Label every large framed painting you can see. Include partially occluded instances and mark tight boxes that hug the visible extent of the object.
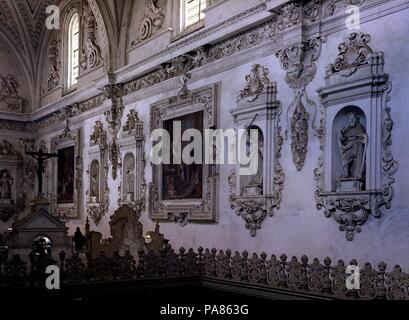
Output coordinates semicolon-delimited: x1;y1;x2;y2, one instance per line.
51;128;83;220
149;83;219;225
162;111;203;201
57;146;75;204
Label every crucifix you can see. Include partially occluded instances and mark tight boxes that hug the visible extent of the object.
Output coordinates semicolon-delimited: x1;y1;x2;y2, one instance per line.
26;149;57;195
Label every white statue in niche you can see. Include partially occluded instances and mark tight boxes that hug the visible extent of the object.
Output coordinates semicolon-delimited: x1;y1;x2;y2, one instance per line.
337;112;368;186
0;170;13;200
90;161;99;202
124;154;135;202
242;127;264;196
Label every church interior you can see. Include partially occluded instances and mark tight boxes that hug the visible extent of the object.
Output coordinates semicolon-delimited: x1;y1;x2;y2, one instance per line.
0;0;409;308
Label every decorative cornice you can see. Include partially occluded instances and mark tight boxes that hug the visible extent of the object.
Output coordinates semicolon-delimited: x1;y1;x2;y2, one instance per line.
0;0;386;134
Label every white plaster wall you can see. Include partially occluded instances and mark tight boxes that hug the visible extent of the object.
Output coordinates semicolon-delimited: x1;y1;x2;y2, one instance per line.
120;9;409;269
23;5;409;269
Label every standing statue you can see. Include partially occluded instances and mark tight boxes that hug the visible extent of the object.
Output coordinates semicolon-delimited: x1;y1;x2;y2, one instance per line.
337;112;368;179
90;161;99;199
242;128;264;196
0;170;13;199
126;167;135;196
248;132;264;187
5;74;18;96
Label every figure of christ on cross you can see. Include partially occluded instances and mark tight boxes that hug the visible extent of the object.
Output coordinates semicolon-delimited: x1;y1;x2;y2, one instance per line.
25;149;57;195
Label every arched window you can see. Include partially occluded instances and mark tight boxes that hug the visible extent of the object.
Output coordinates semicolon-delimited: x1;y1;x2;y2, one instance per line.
67;13;79;88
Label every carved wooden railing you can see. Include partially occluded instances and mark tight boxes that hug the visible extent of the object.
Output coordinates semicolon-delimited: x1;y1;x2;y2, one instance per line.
0;248;408;300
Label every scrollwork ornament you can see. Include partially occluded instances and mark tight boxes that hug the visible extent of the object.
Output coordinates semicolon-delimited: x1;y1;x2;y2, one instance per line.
81;1;102;71
133;0;167;44
326;32;373;77
315;36;397;240
239;64;273;102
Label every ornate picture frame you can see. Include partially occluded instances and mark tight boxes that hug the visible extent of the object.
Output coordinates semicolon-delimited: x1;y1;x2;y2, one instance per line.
149;83;219;225
51;128;83;220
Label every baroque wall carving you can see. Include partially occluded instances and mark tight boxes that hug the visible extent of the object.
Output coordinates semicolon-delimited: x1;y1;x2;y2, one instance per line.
315;32;398;240
229;65;284;237
276;39;322;171
132;0;167;45
86;121;109;225
45;38;61;93
323;0;366;19
0;140;24;223
118;110;146;214
3;1;316;132
81;1;103;71
103;83;125;180
149;84;219;225
0;74;24;113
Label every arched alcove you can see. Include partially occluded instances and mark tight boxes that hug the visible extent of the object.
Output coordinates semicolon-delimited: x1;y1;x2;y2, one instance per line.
123;153;135;201
240;125;264;196
331;106;367;192
90;159;100;201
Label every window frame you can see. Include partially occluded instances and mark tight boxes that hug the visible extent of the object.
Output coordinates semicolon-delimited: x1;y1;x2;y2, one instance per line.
182;0;207;30
176;0;209;37
63;9;81;94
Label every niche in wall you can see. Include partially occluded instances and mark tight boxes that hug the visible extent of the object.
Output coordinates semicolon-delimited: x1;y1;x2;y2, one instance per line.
86;121;109;225
331;106;367;192
118;109;146;215
229;64;284;237
315;32;398;241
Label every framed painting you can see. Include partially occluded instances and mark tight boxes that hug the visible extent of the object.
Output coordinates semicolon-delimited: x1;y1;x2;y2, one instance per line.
149;83;219;225
51;128;83;220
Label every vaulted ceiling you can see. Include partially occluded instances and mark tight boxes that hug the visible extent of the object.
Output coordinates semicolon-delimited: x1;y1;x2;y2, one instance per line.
0;0;132;109
0;0;57;59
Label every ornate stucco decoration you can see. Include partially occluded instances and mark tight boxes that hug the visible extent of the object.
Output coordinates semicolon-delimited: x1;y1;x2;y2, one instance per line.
108;136;120;180
162;47;207;98
275;39;322;171
315;33;397;241
0;74;24;113
81;1;102;71
274;2;302;30
102;83;125;180
303;0;321;24
326;32;373;78
0;140;21;160
323;0;366;18
103;102;124;132
0;140;24;223
90;121;105;146
118;110;146;214
133;0;167;45
46;38;61;93
229;66;284;237
5;2;310;132
149;83;219;225
50;128;83;220
239;64;273;102
87;121;109;225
